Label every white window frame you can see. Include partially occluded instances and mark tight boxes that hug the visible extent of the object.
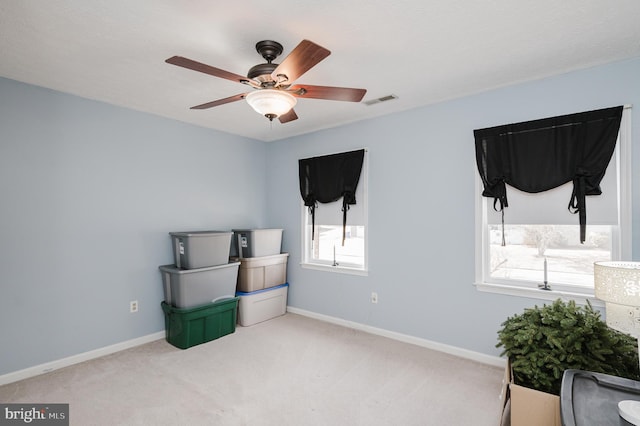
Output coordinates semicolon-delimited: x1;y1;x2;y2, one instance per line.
474;106;632;304
300;150;369;276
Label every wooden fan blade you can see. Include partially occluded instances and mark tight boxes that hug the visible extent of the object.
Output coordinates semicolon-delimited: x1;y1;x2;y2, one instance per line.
289;84;367;102
271;40;330;84
190;93;247;110
166;56;250;85
278;109;298;124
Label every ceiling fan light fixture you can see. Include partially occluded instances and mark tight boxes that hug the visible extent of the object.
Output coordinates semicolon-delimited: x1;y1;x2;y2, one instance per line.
245;89;297;121
167;39;366;125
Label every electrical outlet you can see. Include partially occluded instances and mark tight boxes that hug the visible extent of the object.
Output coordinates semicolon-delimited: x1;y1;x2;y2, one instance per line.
130;300;138;313
370;292;378;304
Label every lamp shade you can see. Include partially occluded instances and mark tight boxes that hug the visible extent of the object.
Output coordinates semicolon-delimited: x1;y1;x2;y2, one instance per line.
245;89;296;119
602;302;640;336
594;261;640;306
594;261;640;417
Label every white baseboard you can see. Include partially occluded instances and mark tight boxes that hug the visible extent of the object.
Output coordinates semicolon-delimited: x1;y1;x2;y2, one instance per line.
0;331;165;386
286;306;506;368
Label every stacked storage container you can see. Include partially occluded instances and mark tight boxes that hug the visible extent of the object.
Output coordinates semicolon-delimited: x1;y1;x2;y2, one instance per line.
160;231;240;349
231;229;289;326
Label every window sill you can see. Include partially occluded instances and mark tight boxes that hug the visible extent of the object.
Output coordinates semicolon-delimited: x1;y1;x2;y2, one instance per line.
300;262;369;276
474;281;604;308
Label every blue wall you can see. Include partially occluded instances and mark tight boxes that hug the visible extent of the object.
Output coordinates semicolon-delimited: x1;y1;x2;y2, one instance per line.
0;78;267;375
266;57;640;357
2;56;640;376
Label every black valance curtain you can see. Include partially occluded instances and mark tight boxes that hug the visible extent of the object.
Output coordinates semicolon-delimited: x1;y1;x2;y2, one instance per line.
474;106;623;243
299;149;365;245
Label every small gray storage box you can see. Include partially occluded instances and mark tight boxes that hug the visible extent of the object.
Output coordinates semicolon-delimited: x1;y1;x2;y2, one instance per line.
160;262;240;309
169;231;233;269
232;228;283;258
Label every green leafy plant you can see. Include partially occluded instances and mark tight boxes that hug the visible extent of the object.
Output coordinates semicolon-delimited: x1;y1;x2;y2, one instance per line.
496;299;640;395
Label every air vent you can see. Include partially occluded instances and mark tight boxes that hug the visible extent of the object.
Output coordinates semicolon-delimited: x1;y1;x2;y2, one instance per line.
364;94;398;106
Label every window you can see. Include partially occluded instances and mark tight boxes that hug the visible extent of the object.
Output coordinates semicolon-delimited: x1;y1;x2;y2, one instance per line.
300;150;368;274
475;107;631;301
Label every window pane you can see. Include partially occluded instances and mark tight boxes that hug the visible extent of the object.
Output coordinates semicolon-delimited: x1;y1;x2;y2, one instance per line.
489;224;612;287
308;225;365;268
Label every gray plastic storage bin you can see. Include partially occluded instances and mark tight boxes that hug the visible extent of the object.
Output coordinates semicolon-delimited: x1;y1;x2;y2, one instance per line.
169;231;233;269
159;262;240;309
232;229;283;258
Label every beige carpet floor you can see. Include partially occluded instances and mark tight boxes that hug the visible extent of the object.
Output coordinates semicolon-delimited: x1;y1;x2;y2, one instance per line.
0;313;505;425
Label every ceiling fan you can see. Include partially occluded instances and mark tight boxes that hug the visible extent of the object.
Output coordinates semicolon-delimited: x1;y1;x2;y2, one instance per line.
166;39;367;124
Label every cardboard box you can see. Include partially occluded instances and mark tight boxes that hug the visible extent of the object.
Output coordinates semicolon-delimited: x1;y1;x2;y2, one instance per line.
501;360;561;426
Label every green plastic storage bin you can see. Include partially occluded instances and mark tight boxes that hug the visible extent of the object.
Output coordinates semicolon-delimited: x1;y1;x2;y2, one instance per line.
161;297;239;349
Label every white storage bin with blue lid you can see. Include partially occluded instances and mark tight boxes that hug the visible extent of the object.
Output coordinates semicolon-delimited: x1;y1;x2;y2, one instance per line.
236;283;288;326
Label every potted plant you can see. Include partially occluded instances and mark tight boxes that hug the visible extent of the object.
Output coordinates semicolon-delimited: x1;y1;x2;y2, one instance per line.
497;298;640;396
497;299;640;425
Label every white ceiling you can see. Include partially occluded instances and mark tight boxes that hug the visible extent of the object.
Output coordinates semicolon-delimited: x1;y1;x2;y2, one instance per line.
2;1;640;142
